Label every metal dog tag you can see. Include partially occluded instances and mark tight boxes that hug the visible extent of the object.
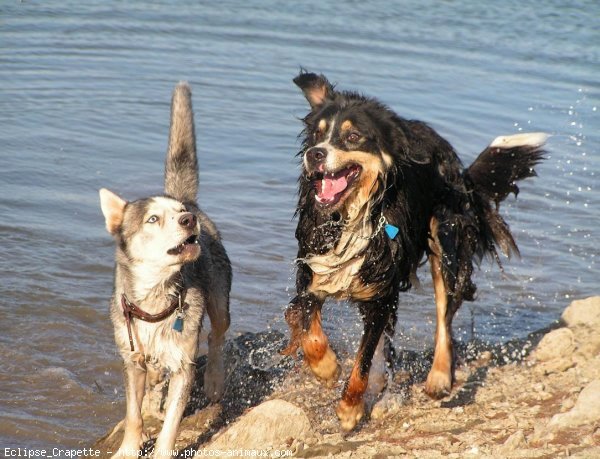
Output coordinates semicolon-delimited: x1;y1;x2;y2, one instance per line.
173;294;184;332
173;315;184;332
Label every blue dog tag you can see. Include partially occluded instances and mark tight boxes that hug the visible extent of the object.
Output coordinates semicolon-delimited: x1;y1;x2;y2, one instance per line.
385;224;399;239
173;316;184;332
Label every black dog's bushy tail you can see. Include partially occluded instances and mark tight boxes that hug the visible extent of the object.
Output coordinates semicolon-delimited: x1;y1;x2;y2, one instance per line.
465;132;547;261
164;82;198;203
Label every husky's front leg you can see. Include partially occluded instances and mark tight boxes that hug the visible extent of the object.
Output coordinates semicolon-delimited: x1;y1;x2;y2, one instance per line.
152;363;193;459
113;357;146;458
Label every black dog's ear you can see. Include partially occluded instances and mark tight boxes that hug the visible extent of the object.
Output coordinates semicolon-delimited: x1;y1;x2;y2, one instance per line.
293;71;334;109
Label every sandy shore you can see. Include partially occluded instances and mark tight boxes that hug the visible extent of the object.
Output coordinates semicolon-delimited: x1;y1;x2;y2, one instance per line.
91;296;600;458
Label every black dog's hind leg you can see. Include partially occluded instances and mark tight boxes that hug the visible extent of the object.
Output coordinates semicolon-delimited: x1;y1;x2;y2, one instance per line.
425;247;455;398
425;214;476;399
282;263;340;385
337;295;397;431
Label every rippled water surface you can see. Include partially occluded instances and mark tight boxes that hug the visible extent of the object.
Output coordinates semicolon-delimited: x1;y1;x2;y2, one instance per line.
1;0;598;448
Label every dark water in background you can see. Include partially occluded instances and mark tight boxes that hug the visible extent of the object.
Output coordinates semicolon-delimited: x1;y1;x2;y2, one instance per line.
0;0;598;448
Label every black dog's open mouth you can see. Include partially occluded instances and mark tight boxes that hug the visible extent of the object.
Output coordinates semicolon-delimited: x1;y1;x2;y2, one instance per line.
312;164;361;207
167;234;199;255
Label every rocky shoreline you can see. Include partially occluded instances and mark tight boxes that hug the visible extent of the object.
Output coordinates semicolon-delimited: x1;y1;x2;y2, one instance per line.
92;296;600;458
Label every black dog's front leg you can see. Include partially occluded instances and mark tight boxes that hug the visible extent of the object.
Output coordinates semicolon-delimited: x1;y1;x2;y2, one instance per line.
282;262;340;385
336;294;398;431
282;261;315;355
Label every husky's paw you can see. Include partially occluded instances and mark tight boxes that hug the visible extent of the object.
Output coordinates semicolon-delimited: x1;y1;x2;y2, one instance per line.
204;359;225;402
336;399;365;432
424;367;452;399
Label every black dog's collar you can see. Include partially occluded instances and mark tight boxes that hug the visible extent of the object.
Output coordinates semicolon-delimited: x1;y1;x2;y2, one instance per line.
316;212;399;241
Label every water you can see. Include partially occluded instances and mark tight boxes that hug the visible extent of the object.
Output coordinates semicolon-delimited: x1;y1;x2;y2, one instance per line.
1;0;598;448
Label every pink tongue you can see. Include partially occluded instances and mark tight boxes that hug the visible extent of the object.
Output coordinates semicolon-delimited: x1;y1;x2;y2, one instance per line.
320;175;348;200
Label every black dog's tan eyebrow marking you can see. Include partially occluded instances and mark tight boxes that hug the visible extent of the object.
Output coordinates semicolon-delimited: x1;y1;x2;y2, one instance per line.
340;120;355;133
314;118;338;146
318;119;327;132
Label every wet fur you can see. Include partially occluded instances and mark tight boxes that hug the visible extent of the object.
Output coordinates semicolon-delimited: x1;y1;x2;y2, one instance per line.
99;83;231;458
285;71;546;431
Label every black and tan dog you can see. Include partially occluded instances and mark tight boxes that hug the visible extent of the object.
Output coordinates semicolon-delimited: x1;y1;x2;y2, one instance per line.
99;83;231;457
283;71;546;431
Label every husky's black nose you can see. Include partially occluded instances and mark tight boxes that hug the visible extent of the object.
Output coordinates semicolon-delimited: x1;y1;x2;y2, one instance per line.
306;147;327;165
178;212;197;229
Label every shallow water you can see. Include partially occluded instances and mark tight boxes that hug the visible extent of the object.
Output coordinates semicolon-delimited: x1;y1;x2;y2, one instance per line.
0;0;598;448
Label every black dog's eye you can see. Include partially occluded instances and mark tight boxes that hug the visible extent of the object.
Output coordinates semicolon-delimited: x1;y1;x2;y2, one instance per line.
313;129;324;142
347;131;361;143
147;215;159;224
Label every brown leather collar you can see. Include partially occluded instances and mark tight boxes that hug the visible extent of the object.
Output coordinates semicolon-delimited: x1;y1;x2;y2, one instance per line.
121;293;189;352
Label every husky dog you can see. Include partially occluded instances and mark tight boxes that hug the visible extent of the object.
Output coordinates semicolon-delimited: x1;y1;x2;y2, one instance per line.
99;83;231;457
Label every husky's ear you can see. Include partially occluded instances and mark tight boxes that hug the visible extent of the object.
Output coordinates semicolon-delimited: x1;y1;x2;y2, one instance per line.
99;188;127;235
293;71;335;109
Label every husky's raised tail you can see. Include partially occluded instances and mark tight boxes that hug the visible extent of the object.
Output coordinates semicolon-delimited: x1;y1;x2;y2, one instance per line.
165;83;198;203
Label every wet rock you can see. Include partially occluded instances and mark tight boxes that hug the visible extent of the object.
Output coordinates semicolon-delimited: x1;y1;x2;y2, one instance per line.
546;379;600;431
188;330;294;420
532;328;575;362
205;399;313;451
530;327;577;375
562;296;600;327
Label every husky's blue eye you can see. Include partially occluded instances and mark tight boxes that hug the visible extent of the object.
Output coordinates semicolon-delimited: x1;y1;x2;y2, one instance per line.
147;215;159;224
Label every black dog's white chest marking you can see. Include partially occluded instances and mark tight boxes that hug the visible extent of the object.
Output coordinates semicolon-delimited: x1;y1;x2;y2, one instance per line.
303;222;378;299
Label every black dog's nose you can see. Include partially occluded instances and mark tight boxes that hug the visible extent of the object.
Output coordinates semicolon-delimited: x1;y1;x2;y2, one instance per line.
306;147;327;164
178;212;197;229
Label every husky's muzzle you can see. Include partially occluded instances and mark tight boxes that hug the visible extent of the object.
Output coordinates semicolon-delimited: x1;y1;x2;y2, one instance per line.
167;212;200;255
